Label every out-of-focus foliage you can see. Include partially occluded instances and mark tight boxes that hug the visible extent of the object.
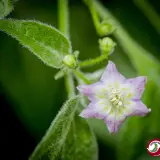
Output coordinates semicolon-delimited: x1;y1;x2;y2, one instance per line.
0;0;13;18
0;0;160;160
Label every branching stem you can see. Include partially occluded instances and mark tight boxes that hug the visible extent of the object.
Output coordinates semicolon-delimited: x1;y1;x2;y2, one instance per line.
58;0;75;97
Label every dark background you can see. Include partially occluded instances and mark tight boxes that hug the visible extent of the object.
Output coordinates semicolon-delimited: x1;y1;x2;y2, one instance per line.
0;0;160;159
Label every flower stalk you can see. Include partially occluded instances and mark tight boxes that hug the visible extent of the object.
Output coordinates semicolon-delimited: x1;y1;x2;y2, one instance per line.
58;0;75;97
73;70;91;84
80;0;116;68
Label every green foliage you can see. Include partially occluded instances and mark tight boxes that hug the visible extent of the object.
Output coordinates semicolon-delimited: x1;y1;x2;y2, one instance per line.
29;96;98;160
1;0;160;160
62;112;98;160
29;96;78;160
0;19;72;68
0;0;13;18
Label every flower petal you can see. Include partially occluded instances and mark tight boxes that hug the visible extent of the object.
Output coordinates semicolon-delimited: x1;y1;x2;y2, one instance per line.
80;101;111;119
104;111;126;133
80;103;98;118
127;76;147;99
77;84;92;96
77;82;105;102
126;100;151;117
101;61;125;82
105;120;123;133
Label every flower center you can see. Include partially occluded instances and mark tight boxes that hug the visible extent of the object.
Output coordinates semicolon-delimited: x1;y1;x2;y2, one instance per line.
109;88;123;109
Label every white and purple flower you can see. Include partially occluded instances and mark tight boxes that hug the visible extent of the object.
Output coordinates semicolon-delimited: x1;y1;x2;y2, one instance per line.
77;61;151;133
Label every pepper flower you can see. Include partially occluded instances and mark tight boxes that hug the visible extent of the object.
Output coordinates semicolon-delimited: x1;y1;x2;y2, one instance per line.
77;61;151;133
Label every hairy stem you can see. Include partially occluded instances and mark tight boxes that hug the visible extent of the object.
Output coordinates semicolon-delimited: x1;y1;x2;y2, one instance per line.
65;73;75;97
79;0;110;68
58;0;75;97
79;53;108;68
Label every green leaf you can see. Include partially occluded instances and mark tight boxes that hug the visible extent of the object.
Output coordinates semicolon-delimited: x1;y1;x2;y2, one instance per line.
0;0;13;18
29;96;98;160
29;96;78;160
0;19;72;68
62;111;98;160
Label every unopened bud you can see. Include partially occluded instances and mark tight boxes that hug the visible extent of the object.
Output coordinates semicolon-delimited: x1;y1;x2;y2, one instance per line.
98;20;115;36
63;54;77;68
99;37;116;54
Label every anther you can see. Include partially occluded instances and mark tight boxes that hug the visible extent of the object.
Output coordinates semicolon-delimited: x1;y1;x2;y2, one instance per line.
110;88;123;108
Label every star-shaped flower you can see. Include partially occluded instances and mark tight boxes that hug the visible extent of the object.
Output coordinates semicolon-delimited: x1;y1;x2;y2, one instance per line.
77;61;151;133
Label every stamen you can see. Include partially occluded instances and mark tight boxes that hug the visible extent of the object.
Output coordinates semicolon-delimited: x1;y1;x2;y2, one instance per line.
118;101;122;106
110;88;123;109
110;97;117;102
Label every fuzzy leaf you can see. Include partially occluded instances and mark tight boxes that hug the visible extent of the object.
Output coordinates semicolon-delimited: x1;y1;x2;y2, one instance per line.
29;96;79;160
29;97;98;160
0;19;72;68
0;0;13;18
62;111;98;160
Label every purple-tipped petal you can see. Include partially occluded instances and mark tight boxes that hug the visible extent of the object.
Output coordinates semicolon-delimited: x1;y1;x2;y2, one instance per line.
80;102;110;119
127;76;147;98
80;108;105;119
80;103;97;118
127;100;151;117
104;115;125;133
77;84;92;96
105;120;121;133
101;61;125;82
77;82;104;102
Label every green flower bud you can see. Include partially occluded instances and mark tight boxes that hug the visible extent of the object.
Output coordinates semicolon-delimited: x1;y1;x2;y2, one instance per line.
98;20;115;36
63;54;77;68
99;37;116;54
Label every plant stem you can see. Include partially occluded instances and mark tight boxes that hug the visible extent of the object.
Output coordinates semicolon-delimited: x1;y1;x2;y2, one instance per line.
79;0;110;68
54;69;65;80
134;0;160;34
65;73;75;97
79;53;108;68
73;70;91;84
58;0;75;97
83;0;100;32
58;0;70;38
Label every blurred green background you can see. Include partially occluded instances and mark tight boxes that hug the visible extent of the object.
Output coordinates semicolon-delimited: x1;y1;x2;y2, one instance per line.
0;0;160;159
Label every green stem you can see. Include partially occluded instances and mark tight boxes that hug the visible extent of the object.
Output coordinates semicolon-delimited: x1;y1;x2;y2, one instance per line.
80;0;112;68
79;53;108;68
54;70;64;80
58;0;75;97
65;74;75;97
73;70;91;84
58;0;69;38
134;0;160;34
83;0;100;32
